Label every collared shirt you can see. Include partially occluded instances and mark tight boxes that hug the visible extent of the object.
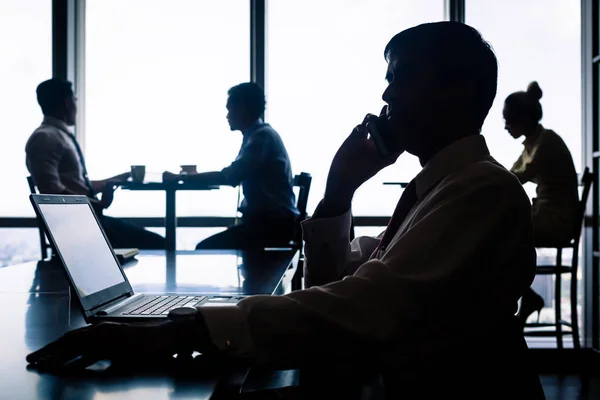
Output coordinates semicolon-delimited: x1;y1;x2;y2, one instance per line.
510;124;579;223
221;120;299;220
199;134;536;369
25;116;94;197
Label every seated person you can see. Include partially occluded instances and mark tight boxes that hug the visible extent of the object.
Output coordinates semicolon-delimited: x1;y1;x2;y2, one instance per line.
26;78;165;250
27;23;544;399
504;81;580;326
165;82;300;250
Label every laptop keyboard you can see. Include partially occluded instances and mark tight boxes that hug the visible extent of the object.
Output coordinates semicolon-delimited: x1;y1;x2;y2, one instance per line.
122;295;207;316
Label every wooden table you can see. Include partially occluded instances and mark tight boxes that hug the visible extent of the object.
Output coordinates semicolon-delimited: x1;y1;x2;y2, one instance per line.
0;249;298;400
117;177;221;251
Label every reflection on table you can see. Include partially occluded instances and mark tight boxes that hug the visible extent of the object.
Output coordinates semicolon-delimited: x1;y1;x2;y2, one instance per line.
0;249;298;400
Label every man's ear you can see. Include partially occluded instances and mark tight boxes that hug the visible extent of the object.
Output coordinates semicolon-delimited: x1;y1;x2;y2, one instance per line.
442;79;476;111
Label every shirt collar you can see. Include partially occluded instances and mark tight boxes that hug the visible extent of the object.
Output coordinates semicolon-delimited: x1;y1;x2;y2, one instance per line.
414;134;491;199
242;119;265;137
42;116;73;135
522;124;544;151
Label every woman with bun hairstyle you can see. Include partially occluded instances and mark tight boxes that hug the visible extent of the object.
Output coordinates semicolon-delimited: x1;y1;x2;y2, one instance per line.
503;81;579;326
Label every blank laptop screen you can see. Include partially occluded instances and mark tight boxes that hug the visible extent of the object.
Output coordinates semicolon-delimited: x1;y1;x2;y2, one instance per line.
38;203;126;297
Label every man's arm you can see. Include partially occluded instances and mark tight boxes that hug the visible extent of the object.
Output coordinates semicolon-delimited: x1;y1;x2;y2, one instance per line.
220;132;270;186
91;172;131;192
180;171;231;186
298;116;400;288
169;133;271;187
301;203;381;287
199;176;536;366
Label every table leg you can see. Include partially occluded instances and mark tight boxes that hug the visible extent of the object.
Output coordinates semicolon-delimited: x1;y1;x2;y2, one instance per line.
166;188;176;251
166;250;176;288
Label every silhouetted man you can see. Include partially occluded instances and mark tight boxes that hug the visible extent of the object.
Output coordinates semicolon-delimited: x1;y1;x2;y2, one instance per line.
165;82;299;250
26;78;165;250
27;24;545;399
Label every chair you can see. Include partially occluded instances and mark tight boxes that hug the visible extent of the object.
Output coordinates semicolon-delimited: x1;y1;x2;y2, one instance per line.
294;172;312;225
291;172;312;291
523;167;593;349
26;176;52;259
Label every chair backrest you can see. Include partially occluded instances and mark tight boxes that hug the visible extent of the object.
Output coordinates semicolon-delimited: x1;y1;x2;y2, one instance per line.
573;167;593;242
26;176;51;259
26;175;38;194
294;172;312;222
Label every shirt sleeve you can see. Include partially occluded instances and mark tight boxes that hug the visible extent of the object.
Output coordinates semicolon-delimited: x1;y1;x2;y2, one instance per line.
300;202;381;287
25;132;68;194
221;131;270;185
198;175;535;365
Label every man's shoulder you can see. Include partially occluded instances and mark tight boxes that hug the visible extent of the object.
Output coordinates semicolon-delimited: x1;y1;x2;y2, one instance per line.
440;159;528;202
252;124;279;139
28;124;64;142
248;124;287;149
26;125;65;150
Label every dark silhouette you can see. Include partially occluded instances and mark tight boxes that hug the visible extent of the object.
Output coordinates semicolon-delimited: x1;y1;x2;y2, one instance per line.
26;78;165;250
164;82;300;250
27;23;544;399
504;81;579;326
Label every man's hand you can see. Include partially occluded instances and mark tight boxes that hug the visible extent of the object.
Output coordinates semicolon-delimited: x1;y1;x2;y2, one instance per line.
92;173;130;192
321;108;403;216
26;322;177;372
162;171;183;182
106;172;131;184
99;184;115;209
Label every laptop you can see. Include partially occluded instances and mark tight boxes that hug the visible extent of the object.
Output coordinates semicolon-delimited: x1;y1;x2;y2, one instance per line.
29;193;242;323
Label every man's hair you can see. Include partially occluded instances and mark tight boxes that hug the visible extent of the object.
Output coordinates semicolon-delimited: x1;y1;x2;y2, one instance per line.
384;22;498;129
227;82;266;119
36;78;74;116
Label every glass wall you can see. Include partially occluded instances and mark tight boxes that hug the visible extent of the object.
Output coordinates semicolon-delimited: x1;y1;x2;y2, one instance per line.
0;0;52;217
467;0;582;346
266;0;445;216
467;0;582;194
85;0;250;218
0;0;52;265
0;1;586;260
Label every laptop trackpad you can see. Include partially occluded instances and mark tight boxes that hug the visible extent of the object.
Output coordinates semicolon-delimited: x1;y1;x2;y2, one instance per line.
201;296;241;307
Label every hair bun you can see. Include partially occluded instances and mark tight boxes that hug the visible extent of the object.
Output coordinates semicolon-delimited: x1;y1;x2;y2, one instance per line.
526;81;543;100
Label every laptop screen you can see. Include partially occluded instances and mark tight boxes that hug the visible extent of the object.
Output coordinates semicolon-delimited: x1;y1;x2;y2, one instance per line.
38;203;127;298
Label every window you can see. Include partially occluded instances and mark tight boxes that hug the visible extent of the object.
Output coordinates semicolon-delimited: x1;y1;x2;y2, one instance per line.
468;0;582;347
0;229;41;267
85;0;250;217
0;0;52;217
266;0;445;216
467;0;582;198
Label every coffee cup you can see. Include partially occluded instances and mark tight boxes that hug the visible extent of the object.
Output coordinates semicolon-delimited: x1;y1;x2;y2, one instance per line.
180;164;197;174
131;165;146;183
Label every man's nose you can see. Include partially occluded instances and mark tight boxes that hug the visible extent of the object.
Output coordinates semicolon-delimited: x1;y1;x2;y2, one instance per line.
382;85;394;103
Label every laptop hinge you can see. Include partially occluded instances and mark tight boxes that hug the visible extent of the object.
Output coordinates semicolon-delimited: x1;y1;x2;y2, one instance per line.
94;293;143;315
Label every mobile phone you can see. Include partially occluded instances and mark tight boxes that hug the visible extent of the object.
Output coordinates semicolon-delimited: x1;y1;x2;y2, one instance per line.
367;115;398;158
